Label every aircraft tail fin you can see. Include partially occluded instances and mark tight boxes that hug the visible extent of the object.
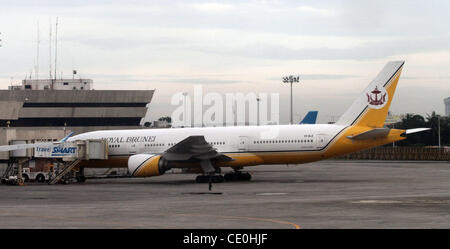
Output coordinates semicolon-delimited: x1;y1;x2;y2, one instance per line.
336;61;404;128
299;111;318;124
58;132;74;143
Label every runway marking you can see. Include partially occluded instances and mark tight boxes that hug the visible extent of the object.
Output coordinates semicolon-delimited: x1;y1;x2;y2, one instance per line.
351;200;402;204
351;199;450;204
256;192;288;196
183;192;223;195
174;213;301;229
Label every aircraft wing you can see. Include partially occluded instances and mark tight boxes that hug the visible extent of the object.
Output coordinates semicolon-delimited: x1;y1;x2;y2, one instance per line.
405;128;430;134
163;135;233;162
299;111;318;124
346;128;390;140
347;127;431;140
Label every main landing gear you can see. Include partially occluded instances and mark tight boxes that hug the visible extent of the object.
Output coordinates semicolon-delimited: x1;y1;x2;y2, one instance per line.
196;162;252;191
224;171;252;181
195;170;252;183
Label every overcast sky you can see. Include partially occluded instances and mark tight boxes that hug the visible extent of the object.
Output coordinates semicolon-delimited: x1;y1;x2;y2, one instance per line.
0;0;449;123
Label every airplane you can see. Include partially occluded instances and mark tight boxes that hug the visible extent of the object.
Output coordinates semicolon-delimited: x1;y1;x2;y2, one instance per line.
0;61;430;184
66;60;428;183
299;111;318;124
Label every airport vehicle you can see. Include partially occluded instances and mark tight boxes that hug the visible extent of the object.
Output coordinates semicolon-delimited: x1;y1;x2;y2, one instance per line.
0;176;23;185
21;168;50;183
1;166;52;184
0;61;430;183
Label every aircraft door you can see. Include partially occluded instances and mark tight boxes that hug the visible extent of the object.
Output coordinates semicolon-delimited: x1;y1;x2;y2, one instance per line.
316;134;328;149
128;143;137;154
238;136;250;151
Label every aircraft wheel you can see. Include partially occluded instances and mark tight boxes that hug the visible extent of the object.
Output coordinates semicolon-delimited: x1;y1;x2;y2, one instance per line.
211;175;224;183
36;174;45;183
195;175;208;183
224;172;251;181
76;176;86;183
22;174;29;182
224;172;235;181
238;172;251;181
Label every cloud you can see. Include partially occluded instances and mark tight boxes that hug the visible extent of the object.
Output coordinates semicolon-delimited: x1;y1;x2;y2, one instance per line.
196;35;450;60
160;78;242;84
190;3;234;13
296;6;336;17
267;74;356;81
83;73;243;85
65;36;183;50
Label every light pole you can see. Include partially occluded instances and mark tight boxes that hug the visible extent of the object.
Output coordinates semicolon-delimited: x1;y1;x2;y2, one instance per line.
182;92;188;127
283;75;300;124
438;115;441;147
256;98;260;126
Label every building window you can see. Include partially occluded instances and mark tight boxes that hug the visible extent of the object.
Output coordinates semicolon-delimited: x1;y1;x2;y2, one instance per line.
63;82;69;85
25;85;32;89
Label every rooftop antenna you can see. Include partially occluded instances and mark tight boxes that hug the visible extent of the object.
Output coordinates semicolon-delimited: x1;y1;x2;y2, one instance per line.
49;17;52;80
35;21;40;80
54;17;58;81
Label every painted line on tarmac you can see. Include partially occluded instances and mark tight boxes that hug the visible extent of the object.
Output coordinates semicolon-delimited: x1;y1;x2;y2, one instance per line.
174;213;301;229
256;192;288;196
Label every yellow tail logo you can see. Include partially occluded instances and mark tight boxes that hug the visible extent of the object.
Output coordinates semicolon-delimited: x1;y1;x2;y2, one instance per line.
336;61;404;128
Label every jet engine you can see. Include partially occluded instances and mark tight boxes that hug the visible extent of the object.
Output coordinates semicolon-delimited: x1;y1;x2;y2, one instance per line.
128;154;171;177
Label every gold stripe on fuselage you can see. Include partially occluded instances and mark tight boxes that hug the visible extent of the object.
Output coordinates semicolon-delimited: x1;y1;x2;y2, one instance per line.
77;128;405;169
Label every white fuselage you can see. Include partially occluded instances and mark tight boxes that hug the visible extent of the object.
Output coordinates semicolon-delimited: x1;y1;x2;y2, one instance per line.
69;124;346;156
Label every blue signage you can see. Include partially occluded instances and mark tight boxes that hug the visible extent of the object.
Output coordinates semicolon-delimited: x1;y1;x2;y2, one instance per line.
51;146;77;156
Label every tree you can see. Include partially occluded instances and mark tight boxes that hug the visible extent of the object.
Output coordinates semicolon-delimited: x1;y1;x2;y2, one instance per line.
393;112;449;147
426;112;450;147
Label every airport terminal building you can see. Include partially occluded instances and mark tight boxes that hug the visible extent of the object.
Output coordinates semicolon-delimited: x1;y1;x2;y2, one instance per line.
1;79;154;133
0;78;154;162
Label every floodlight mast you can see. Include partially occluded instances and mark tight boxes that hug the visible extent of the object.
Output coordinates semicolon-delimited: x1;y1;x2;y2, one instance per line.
283;75;300;124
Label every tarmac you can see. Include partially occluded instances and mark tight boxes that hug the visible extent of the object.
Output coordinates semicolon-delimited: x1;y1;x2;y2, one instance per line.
0;160;449;229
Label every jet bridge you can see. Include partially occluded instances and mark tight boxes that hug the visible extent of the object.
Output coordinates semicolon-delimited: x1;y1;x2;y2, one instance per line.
2;139;108;185
34;139;108;160
35;139;108;184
